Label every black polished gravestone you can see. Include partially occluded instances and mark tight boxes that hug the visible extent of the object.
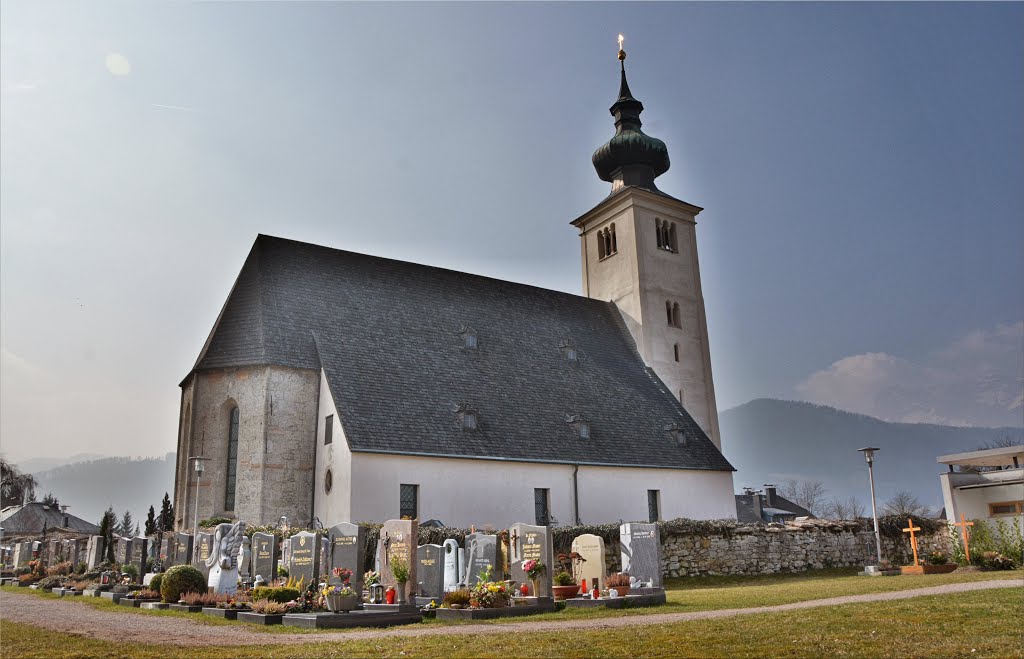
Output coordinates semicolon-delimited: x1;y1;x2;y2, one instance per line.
463;532;498;587
328;523;365;590
193;532;214;582
509;523;554;598
251;532;277;582
287;531;321;588
174;533;193;566
131;537;148;582
416;544;444;600
620;523;663;588
159;537;173;568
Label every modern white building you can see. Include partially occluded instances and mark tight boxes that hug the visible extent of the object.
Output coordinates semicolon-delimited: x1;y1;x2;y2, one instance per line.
937;445;1024;525
173;48;737;530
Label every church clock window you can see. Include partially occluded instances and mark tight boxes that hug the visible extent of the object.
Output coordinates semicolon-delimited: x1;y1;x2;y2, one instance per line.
400;484;419;520
224;406;239;512
324;414;334;445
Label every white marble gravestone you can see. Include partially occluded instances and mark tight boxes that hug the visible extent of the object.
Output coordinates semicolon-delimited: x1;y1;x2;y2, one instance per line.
571;533;607;591
442;539;460;592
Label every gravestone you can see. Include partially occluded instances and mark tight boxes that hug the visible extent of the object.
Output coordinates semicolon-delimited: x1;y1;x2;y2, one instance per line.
131;537;149;582
48;539;61;565
286;531;321;588
442;539;460;592
174;533;193;566
158;537;173;567
193;532;214;582
13;541;29;568
238;535;251;581
281;537;292;568
251;532;278;582
463;532;498;586
320;536;330;580
85;536;104;569
620;523;662;588
457;547;466;585
571;533;607;591
328;523;365;590
117;537;133;567
63;539;80;568
509;523;554;598
378;519;418;602
416;544;444;599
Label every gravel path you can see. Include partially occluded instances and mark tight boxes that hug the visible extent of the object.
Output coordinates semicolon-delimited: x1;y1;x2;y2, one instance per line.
1;580;1020;647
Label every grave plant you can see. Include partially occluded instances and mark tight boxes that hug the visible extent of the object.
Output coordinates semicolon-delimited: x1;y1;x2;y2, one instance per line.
159;564;206;603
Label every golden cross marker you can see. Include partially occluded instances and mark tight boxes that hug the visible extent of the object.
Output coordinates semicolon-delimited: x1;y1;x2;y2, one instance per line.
902;518;922;566
953;513;975;563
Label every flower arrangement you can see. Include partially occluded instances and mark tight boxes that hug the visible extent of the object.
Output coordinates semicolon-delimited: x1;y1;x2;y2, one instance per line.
389;554;410;583
605;573;631;588
441;589;471;608
926;551;948;565
469;565;511;609
321;567;356;598
364;570;381;585
555;552;586;585
522;560;546;580
332;567;353;583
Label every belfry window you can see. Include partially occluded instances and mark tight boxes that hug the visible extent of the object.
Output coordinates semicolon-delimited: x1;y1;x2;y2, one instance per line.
672;303;681;328
656;218;677;252
597;224;617;260
224;406;239;512
667;301;681;328
673;343;680;362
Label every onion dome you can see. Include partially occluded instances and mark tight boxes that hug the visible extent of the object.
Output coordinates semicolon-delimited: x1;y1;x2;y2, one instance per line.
592;46;670;192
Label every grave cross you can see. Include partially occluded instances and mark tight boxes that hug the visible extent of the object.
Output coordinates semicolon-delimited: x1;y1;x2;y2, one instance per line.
382;532;391;565
902;518;922;566
953;514;975;563
510;529;519;559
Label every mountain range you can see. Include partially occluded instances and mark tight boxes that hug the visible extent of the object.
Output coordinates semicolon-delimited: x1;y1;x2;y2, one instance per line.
17;400;1023;526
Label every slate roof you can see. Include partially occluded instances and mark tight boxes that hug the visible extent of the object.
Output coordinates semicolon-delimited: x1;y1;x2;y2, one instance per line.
734;493;813;524
191;234;734;472
0;503;100;534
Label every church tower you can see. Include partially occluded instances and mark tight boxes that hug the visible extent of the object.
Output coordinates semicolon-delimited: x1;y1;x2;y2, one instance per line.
572;42;722;450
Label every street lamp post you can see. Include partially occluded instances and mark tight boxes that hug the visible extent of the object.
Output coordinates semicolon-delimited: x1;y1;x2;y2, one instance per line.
189;458;208;536
858;447;883;565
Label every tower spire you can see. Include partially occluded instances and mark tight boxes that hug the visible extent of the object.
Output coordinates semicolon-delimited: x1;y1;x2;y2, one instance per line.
592;35;670;193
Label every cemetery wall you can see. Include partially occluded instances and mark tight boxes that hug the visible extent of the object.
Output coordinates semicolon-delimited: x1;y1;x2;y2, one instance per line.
595;520;952;577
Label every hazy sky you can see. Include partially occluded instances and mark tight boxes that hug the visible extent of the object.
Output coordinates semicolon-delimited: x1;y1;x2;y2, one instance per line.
2;2;1022;465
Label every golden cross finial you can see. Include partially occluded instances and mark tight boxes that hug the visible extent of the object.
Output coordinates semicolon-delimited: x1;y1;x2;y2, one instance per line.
618;34;626;61
902;518;922;566
953;514;975;563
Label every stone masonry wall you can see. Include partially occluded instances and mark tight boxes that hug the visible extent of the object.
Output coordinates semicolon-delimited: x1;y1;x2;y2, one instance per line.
598;520;951;577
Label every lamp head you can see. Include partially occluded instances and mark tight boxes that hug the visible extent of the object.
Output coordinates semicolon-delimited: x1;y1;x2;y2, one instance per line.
194;457;205;474
857;447;880;464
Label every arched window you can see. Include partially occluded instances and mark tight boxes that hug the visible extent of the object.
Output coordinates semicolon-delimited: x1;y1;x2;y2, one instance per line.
597;231;605;259
666;301;673;326
673;343;679;362
610;223;617;253
598;226;617;259
224;406;239;511
668;223;677;252
672;303;681;328
656;219;664;249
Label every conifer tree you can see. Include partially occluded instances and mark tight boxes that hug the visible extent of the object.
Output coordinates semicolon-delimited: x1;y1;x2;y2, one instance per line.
159;492;174;532
145;505;157;535
98;507;117;563
118;510;134;538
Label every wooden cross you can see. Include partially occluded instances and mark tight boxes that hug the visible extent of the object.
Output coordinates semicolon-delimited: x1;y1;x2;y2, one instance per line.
902;518;922;566
953;514;975;563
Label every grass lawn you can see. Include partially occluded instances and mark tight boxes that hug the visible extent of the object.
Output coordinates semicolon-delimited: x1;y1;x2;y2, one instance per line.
2;587;1021;658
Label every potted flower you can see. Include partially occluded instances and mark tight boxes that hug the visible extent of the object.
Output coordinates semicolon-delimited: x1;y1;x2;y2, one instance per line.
320;567;358;613
551;552;585;600
522;559;546;597
389;554;410;605
605;572;631;597
468;566;511;609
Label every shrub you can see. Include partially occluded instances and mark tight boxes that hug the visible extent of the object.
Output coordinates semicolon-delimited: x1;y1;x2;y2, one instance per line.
121;564;139;581
605;573;631;587
137;589;161;599
389;554;410;582
980;551;1016;570
160;565;207;603
251;586;300;603
180;591;231;606
76;562;87;574
277;565;288;578
250;599;287;615
199;517;232;527
148;573;163;593
46;561;73;577
926;551;948;565
553;571;575;586
442;589;471;608
37;576;65;590
18;574;36;585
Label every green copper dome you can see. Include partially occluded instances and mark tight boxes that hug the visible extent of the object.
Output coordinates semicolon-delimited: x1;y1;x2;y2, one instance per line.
592;53;670;192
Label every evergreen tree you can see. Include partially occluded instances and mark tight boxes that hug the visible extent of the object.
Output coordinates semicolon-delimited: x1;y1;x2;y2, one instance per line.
98;507;117;563
145;505;157;536
118;510;134;538
41;492;60;508
159;492;174;532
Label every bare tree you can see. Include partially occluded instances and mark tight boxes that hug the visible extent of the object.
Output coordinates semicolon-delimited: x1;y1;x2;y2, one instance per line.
780;479;827;516
820;496;866;520
882;490;929;518
959;436;1023;473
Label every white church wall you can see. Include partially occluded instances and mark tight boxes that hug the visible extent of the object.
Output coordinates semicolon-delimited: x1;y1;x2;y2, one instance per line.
345;452;735;527
313;370;353;527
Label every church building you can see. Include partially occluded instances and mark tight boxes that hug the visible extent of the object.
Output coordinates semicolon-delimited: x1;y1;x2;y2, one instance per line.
173;47;736;531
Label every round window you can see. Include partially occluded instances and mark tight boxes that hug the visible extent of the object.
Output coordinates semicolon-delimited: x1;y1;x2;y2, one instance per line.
324;468;333;494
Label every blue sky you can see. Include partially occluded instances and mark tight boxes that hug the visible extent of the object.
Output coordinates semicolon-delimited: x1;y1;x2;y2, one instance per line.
1;2;1021;463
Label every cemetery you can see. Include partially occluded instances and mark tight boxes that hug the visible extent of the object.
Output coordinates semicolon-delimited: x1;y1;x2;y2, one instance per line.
3;509;1021;635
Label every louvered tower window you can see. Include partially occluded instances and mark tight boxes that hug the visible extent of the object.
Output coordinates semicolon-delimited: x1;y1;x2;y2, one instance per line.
224;406;239;511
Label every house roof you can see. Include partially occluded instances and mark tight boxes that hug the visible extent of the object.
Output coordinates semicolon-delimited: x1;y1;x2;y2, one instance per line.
190;234;734;472
937;445;1024;468
0;503;100;535
734;493;812;524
